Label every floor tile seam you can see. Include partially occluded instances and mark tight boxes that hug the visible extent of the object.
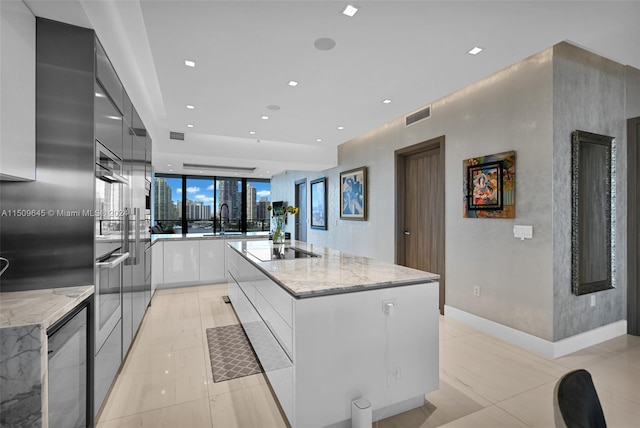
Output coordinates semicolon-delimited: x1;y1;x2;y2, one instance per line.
208;379;268;400
489;403;537;427
98;397;213;424
595;383;640;405
492;378;557;406
439;369;498;406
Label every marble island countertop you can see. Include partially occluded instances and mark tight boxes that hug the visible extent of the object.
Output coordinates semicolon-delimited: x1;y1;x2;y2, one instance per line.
0;285;94;329
228;240;439;298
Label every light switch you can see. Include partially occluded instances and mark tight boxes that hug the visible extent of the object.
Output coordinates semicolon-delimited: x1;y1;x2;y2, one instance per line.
513;225;533;240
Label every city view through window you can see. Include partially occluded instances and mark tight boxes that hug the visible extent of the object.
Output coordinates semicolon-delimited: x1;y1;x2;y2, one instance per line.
154;175;271;234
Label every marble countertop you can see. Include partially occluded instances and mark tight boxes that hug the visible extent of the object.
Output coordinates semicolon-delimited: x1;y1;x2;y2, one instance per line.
228;240;439;298
152;231;268;244
0;285;94;329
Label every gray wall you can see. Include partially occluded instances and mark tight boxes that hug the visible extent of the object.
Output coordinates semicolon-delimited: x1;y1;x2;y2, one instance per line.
552;43;630;340
272;42;638;342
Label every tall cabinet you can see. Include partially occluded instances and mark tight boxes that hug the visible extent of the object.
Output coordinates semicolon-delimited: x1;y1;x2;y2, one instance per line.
27;19;153;420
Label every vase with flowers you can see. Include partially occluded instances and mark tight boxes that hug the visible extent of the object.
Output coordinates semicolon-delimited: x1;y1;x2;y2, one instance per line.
268;204;299;244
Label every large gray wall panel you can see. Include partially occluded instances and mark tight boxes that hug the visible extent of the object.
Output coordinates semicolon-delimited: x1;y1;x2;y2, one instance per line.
0;19;95;291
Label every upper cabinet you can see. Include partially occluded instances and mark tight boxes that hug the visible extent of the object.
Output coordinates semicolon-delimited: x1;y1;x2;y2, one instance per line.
0;1;35;181
95;41;123;114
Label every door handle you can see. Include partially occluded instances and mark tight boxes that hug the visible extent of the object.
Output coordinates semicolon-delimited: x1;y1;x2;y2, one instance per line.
404;231;411;235
96;252;130;268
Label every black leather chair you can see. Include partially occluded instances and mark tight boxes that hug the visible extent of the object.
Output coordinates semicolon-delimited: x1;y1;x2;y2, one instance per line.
553;369;607;428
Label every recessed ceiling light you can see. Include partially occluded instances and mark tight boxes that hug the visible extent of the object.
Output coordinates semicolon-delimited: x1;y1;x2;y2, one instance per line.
199;171;203;173
186;104;195;109
184;59;196;67
316;138;322;142
169;169;173;172
337;126;345;130
261;115;269;120
342;4;358;17
266;171;270;174
107;115;121;120
314;38;336;51
95;92;105;98
249;131;256;135
186;124;194;128
167;164;172;167
288;80;299;87
468;46;483;55
382;99;392;104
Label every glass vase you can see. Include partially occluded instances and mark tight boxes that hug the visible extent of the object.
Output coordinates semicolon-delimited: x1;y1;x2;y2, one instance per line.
272;217;285;244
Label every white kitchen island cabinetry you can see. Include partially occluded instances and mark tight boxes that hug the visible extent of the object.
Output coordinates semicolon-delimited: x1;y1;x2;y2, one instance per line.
227;240;440;428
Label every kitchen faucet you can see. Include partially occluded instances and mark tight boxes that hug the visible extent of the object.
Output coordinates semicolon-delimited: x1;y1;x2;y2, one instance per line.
220;203;229;234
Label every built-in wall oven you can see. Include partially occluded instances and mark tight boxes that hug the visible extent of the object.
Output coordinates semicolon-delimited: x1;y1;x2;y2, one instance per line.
95;142;128;351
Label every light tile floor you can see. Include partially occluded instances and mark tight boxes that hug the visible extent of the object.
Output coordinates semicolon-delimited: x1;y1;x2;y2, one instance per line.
97;284;640;427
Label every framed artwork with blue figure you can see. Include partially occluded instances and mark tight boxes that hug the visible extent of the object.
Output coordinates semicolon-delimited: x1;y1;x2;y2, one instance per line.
310;177;327;230
340;166;367;220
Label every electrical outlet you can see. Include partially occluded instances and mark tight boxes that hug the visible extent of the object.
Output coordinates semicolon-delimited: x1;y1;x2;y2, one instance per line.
473;285;481;296
590;295;596;307
382;299;397;316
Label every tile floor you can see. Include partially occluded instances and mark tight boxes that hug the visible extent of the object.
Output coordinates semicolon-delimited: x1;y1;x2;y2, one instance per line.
96;284;640;427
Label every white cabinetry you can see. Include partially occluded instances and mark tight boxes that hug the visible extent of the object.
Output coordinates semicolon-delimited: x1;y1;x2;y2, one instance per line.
163;240;199;284
226;245;439;427
199;239;226;283
0;1;35;181
155;238;229;288
151;241;164;295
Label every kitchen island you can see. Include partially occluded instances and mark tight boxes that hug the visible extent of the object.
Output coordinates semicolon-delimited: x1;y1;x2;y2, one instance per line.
226;240;440;428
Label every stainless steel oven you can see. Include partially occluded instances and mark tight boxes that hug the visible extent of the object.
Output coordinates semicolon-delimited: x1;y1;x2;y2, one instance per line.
95;141;128;351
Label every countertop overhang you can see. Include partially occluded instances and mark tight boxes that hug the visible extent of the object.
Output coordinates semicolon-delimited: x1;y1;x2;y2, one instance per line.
228;240;439;298
0;285;94;329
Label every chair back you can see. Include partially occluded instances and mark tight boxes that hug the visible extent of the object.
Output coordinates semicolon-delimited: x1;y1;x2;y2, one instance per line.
553;369;606;428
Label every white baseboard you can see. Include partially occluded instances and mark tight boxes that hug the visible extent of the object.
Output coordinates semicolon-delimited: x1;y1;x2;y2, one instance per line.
444;305;627;359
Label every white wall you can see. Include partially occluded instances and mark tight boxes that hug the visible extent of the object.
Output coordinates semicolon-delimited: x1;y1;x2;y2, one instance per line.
272;42;637;343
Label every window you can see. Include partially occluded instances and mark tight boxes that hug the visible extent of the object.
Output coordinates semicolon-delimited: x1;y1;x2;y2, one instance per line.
186;178;215;233
153;174;270;234
247;180;271;232
153;175;182;233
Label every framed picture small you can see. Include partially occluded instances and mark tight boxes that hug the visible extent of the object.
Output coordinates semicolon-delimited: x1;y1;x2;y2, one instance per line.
466;161;503;210
340;166;367;220
310;177;327;230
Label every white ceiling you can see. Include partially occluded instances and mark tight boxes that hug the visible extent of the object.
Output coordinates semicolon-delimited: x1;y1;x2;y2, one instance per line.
22;0;640;178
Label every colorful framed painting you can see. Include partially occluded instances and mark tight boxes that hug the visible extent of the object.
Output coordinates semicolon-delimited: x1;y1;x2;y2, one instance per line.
310;177;327;230
467;161;503;210
340;166;367;220
463;151;516;218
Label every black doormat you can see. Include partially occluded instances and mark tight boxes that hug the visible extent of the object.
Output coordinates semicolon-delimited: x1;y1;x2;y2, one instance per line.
206;324;263;382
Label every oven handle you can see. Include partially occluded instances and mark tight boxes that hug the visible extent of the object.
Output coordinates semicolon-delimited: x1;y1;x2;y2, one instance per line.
96;252;129;269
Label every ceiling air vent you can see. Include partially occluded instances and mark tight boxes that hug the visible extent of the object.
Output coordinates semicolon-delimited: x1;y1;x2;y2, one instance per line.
405;105;431;127
183;163;257;173
170;131;185;141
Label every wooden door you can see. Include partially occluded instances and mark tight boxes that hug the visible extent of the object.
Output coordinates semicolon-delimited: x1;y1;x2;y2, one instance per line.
295;179;307;242
396;137;445;313
628;117;640;335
